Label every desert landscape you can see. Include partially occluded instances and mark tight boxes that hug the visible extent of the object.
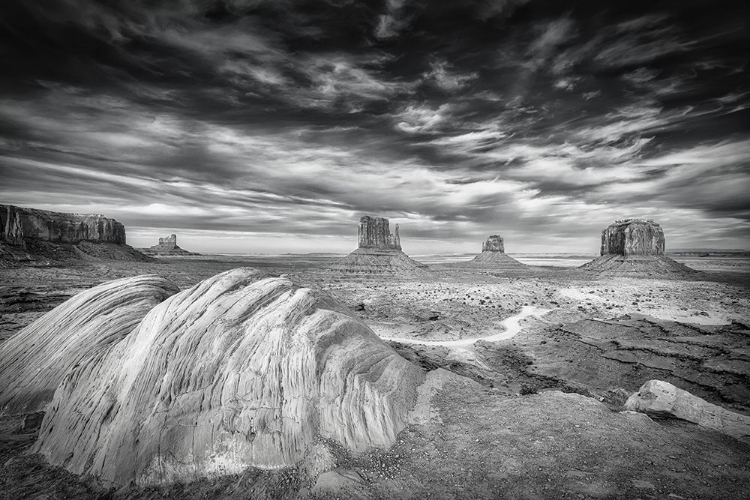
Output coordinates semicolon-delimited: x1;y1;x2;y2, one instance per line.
1;209;749;500
2;2;749;499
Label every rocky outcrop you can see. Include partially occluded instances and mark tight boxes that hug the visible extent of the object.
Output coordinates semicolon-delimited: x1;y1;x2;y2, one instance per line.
358;216;401;250
582;219;694;274
482;235;505;253
625;380;750;441
332;216;428;277
460;234;525;270
1;204;126;246
32;268;424;486
601;219;664;256
142;233;196;256
0;275;179;415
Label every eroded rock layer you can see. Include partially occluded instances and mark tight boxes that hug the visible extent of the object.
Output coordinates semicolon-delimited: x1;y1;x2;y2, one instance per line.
33;268;424;486
581;254;695;275
601;219;664;256
142;233;196;255
626;380;750;441
0;275;180;415
1;204;126;246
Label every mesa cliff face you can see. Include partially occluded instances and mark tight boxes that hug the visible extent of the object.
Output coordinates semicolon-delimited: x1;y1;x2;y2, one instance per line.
1;204;126;246
358;216;401;251
583;219;694;274
142;233;196;255
481;235;505;253
600;219;664;256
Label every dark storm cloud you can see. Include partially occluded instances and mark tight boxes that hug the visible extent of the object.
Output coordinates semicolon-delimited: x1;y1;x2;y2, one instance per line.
1;0;749;251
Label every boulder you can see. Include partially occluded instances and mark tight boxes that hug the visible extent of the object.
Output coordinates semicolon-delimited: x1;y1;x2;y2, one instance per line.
1;204;126;246
625;380;750;441
0;275;180;415
32;268;424;486
600;218;664;256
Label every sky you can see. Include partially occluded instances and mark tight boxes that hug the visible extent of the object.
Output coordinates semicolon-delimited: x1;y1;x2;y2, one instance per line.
1;0;749;254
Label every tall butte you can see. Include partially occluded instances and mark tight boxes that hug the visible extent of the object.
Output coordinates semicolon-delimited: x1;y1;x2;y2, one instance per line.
582;218;695;274
463;234;525;270
331;215;427;276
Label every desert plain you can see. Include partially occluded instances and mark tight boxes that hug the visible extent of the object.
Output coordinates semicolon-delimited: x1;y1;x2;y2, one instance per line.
1;250;749;500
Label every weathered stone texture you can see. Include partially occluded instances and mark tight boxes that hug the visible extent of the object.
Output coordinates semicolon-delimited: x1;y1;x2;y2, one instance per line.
32;268;424;486
0;204;126;246
481;235;505;253
626;380;750;441
358;216;401;251
600;219;665;256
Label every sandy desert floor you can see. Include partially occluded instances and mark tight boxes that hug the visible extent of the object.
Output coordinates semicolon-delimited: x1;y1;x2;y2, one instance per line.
1;253;749;499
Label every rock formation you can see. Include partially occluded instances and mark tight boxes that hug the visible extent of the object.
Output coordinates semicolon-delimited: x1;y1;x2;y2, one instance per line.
461;234;525;270
141;233;197;256
32;268;424;486
0;275;179;415
1;204;126;245
582;219;695;274
482;235;505;253
625;380;750;442
601;219;664;256
358;216;401;250
331;216;428;276
0;204;151;264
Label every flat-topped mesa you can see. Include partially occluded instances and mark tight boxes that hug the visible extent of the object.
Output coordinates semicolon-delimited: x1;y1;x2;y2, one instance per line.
0;204;126;246
601;218;664;256
481;235;505;253
358;216;401;251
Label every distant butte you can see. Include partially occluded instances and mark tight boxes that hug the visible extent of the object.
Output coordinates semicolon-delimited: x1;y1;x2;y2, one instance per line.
462;234;526;270
331;215;428;276
582;218;695;274
141;233;198;256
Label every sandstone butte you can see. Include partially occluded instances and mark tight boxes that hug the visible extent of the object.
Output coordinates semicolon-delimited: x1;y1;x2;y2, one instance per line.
465;234;526;269
1;204;126;246
142;233;196;255
582;218;695;274
31;268;425;486
0;276;180;415
331;215;428;276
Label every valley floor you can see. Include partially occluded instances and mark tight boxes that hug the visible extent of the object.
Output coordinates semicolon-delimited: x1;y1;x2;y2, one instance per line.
1;254;749;499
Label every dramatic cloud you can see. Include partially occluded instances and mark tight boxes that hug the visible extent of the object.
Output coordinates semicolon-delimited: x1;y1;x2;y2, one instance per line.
0;0;748;253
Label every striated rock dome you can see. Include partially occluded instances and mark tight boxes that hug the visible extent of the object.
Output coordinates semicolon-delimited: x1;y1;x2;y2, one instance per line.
0;275;179;415
32;268;424;486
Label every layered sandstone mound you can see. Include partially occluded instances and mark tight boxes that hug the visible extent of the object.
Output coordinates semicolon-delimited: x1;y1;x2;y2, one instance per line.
626;380;750;441
0;275;179;415
463;235;525;270
331;216;428;277
32;268;424;486
0;204;151;263
141;234;197;256
582;219;695;274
